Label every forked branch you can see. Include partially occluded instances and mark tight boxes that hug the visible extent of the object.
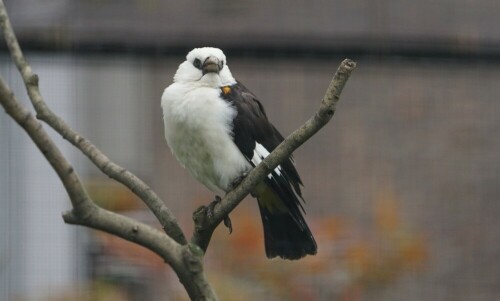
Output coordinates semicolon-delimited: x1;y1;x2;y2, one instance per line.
191;59;356;251
0;0;186;244
0;0;356;299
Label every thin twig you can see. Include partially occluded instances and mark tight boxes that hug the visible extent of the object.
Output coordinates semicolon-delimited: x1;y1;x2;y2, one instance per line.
0;0;186;244
0;75;177;259
0;2;219;298
191;59;357;251
0;76;93;213
1;1;355;299
0;72;217;301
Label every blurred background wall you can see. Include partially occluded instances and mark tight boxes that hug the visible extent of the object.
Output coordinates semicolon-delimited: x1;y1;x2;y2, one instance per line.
1;0;499;300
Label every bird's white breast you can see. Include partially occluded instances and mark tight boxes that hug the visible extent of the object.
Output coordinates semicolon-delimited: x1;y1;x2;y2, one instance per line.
161;83;250;193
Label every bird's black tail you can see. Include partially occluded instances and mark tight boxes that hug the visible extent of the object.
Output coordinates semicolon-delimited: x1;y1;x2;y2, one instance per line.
257;196;317;260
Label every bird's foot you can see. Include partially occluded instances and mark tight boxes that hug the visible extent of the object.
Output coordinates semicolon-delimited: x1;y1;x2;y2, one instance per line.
229;172;248;190
223;215;233;234
206;195;233;234
206;195;222;219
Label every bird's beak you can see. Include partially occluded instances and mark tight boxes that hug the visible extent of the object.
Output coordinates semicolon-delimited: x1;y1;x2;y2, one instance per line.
202;56;221;75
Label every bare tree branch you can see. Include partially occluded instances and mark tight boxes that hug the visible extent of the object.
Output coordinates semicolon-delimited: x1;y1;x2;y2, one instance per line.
0;77;91;213
0;0;186;244
0;75;174;258
62;210;218;300
0;1;355;299
0;2;217;299
0;71;218;301
191;59;356;251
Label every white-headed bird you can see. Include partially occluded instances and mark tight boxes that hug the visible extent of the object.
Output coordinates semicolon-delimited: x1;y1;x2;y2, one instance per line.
161;47;317;260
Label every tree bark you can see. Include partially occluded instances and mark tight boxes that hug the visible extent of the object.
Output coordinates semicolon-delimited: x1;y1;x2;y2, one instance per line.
0;1;356;299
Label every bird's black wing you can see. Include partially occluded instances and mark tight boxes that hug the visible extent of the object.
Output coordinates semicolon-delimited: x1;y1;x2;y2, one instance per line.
220;81;304;209
220;80;317;259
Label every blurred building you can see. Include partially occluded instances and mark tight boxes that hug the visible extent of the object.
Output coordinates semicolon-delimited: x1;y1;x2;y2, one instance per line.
1;0;500;300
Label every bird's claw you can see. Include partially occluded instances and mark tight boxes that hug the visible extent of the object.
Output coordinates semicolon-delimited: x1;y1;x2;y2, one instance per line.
229;172;248;190
206;195;232;234
206;195;222;219
223;216;233;234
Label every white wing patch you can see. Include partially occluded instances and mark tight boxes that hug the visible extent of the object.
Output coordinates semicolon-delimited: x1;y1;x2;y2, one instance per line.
252;143;282;178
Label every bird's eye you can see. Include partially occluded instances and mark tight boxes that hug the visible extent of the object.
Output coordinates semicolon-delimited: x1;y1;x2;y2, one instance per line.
193;58;202;69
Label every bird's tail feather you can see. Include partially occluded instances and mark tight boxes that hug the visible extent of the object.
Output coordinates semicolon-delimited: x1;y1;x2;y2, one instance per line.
257;197;317;260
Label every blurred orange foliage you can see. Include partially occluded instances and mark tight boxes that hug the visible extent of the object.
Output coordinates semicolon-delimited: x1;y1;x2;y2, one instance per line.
80;182;427;300
205;186;427;300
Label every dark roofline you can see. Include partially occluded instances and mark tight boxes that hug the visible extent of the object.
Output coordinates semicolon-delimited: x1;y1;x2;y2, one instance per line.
2;34;500;64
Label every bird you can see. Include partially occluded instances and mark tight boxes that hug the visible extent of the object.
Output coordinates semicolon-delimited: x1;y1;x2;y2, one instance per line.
161;47;317;260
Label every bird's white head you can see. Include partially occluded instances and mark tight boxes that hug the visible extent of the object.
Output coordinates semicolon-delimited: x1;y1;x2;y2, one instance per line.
173;47;236;87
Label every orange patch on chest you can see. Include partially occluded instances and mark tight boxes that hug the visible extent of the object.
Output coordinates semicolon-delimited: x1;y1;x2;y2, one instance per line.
221;86;231;95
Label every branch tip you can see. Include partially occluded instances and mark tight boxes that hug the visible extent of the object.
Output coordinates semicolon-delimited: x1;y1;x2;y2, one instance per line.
62;210;77;224
190;58;356;253
342;58;357;69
